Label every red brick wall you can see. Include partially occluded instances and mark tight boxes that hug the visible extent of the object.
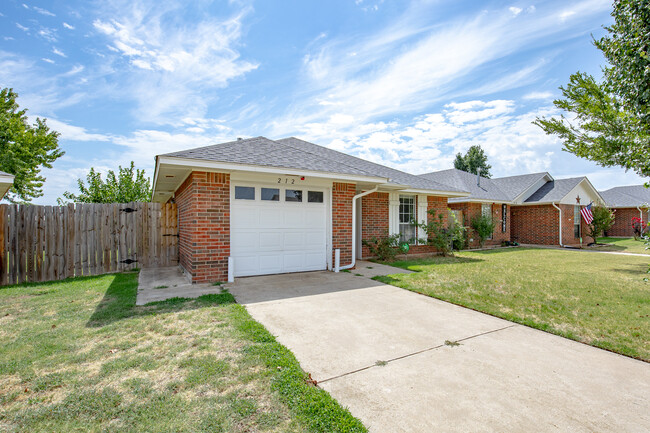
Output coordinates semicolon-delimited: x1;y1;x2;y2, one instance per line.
332;182;355;266
448;202;510;247
359;194;448;258
175;171;230;283
510;204;588;246
360;192;389;257
607;208;644;237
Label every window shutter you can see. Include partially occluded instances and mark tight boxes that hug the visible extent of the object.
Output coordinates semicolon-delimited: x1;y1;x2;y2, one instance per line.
417;195;428;244
389;193;399;235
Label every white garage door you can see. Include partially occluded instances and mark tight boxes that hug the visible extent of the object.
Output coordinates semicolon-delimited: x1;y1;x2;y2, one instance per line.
231;184;328;277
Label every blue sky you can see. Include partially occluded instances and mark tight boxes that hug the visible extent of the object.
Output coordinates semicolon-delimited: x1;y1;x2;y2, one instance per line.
1;0;644;204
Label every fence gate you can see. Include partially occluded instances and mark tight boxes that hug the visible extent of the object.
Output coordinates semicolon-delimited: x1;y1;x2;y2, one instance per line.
0;202;178;285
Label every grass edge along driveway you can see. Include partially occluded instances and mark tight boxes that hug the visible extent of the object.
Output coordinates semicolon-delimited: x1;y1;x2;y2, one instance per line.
0;271;366;433
376;248;649;362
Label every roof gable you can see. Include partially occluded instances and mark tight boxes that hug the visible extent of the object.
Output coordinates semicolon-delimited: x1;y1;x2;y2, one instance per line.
600;185;650;207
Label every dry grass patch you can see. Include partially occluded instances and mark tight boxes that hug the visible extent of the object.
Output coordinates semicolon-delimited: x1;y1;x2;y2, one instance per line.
0;272;365;433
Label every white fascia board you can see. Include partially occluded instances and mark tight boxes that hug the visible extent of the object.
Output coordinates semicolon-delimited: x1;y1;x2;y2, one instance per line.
396;187;470;197
449;198;511;204
157;156;389;184
0;174;14;184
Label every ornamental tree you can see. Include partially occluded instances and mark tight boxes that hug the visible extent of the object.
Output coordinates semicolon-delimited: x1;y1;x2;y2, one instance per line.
586;206;615;242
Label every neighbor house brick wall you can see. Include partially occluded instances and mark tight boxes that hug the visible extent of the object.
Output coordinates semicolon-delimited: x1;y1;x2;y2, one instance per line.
510;204;588;246
607;208;644;237
332;182;356;266
175;171;230;283
448;202;510;247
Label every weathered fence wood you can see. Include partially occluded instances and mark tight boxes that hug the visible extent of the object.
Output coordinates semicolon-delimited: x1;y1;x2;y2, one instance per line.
0;202;178;284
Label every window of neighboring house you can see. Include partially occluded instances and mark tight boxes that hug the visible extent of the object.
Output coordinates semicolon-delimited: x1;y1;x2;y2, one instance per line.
482;203;493;240
399;195;416;244
502;204;507;233
574;205;581;238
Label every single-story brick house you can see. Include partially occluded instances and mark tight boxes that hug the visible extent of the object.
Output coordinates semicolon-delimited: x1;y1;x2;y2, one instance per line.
419;169;605;247
600;185;650;237
151;137;468;283
418;169;511;247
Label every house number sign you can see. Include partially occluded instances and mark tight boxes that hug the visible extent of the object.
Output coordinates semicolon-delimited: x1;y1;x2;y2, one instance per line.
277;177;300;184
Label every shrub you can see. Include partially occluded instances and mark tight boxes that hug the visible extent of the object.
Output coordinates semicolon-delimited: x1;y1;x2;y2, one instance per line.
412;211;455;256
448;212;467;251
631;216;647;239
585;206;615;242
362;233;400;261
470;214;496;248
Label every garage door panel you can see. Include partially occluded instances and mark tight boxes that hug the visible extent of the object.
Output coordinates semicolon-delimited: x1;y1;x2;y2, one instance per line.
232;207;259;228
284;210;305;228
259;232;282;249
283;232;304;248
234;255;260;276
259;208;284;228
304;252;326;269
259;255;283;274
231;232;258;252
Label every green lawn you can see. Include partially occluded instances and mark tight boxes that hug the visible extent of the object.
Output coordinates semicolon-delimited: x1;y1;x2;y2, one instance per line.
594;237;649;254
376;248;650;361
0;272;365;433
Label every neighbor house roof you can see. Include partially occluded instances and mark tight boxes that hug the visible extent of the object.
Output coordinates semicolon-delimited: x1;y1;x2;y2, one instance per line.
160;136;467;195
600;185;650;208
490;172;550;201
418;169;510;203
523;177;584;203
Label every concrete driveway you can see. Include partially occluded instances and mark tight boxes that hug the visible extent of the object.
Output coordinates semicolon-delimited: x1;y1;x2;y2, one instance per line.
229;270;650;433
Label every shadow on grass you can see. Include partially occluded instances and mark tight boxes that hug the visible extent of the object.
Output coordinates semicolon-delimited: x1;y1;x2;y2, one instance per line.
386;254;484;271
86;272;234;328
610;263;650;276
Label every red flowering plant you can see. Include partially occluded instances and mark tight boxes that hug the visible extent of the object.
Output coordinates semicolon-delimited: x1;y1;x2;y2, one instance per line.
631;217;647;240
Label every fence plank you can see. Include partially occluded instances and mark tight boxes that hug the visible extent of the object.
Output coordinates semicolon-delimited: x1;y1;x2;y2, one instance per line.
66;204;74;279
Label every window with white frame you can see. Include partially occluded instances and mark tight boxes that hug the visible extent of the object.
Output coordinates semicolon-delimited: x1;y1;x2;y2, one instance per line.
481;203;493;240
399;195;416;244
574;205;581;238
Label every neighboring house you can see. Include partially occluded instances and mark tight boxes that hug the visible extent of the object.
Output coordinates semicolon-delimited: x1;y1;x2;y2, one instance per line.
420;169;605;247
600;185;650;237
0;171;14;200
418;169;511;247
151;137;468;283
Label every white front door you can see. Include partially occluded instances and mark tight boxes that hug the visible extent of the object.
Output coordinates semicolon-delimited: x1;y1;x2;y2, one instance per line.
230;183;328;277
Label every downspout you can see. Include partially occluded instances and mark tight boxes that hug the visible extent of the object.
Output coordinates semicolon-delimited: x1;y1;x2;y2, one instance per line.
340;186;379;270
638;205;644;223
552;202;564;247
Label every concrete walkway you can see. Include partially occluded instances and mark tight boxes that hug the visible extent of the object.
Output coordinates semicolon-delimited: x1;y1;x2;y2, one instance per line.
229;271;650;433
136;267;224;305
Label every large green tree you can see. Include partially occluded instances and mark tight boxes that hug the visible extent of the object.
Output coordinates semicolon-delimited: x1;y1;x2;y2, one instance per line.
534;0;650;177
59;161;152;204
0;88;64;202
453;145;492;178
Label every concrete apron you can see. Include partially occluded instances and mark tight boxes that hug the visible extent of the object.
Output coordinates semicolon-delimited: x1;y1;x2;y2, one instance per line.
229;271;650;433
136;267;224;305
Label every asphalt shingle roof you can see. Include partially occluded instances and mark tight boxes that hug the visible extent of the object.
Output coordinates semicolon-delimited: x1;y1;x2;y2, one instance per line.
600;185;650;207
418;169;510;202
162;136;467;194
523;177;584;203
490;172;550;201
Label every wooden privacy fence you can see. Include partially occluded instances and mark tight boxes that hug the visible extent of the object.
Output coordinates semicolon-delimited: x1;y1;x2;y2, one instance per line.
0;202;178;285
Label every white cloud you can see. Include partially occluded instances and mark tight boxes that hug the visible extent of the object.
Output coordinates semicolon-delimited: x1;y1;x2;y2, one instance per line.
45;119;113;142
523;91;554;100
33;6;55;17
41;58;55;64
52;47;67;57
509;7;522;16
37;28;58;42
63;22;75;30
16;23;29;32
91;1;258;123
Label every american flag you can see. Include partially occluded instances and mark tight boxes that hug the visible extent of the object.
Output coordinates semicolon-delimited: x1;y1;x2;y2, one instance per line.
581;202;594;225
